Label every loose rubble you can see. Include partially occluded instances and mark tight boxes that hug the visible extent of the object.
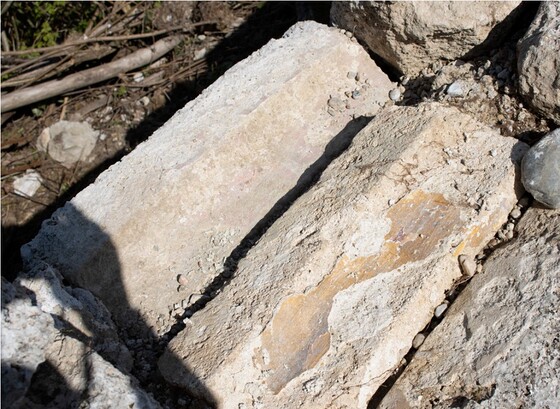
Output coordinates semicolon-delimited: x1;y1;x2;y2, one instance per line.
1;266;160;409
12;169;43;198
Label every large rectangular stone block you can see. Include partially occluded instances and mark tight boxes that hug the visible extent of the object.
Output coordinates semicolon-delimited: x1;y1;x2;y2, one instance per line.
160;103;527;408
21;21;393;335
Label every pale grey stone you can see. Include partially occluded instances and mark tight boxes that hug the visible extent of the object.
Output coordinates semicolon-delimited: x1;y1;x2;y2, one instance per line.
522;128;560;208
2;270;160;408
37;121;99;168
447;81;465;97
517;1;560;125
331;1;523;76
12;169;43;198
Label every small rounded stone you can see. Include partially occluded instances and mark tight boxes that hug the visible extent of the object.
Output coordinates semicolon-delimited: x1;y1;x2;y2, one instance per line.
177;274;189;286
446;81;465;97
510;208;522;219
412;333;426;349
389;88;401;101
434;303;448;318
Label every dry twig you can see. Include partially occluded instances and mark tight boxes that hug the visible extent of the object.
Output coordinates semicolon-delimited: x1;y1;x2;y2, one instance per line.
2;35;184;112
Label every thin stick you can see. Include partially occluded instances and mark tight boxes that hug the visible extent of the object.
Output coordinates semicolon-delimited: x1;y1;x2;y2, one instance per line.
2;22;214;56
60;96;69;120
2;35;184;112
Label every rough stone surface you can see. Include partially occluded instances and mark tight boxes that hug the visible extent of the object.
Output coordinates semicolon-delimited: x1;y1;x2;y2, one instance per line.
517;1;560;125
1;277;57;408
37;120;99;168
21;21;394;335
522;128;560;208
1;268;159;409
331;1;523;76
160;103;527;408
12;169;43;198
379;207;560;408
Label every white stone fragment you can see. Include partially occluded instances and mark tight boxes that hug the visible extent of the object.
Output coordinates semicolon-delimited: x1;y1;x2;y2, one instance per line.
12;170;43;198
36;121;99;168
412;333;426;349
447;81;465;97
434;303;448;318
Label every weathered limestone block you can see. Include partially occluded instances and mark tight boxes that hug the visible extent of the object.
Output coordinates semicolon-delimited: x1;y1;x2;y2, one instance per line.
21;21;394;335
517;1;560;125
379;207;560;408
331;1;523;76
160;103;527;408
1;271;159;409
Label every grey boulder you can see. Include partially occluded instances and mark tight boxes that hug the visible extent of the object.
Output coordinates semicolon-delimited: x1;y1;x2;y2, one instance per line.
522;128;560;208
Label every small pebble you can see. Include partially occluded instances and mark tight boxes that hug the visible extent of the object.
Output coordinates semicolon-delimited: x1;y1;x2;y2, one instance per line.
351;90;361;99
489;149;497;157
458;255;476;277
177;274;188;286
345;31;353;38
133;72;144;82
412;333;426;349
389;88;401;101
446;81;465;97
347;71;357;80
194;48;207;60
434;303;448;318
510;207;522;219
518;196;530;208
506;231;514;240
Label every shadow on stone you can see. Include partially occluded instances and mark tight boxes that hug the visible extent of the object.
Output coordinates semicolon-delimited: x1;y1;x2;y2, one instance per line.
2;204;216;408
162;115;372;345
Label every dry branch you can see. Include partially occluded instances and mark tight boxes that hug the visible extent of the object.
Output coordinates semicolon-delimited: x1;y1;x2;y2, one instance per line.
1;35;183;113
1;45;115;88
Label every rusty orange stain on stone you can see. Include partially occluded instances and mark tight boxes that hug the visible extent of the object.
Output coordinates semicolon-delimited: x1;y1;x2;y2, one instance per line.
453;198;512;257
260;190;464;393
